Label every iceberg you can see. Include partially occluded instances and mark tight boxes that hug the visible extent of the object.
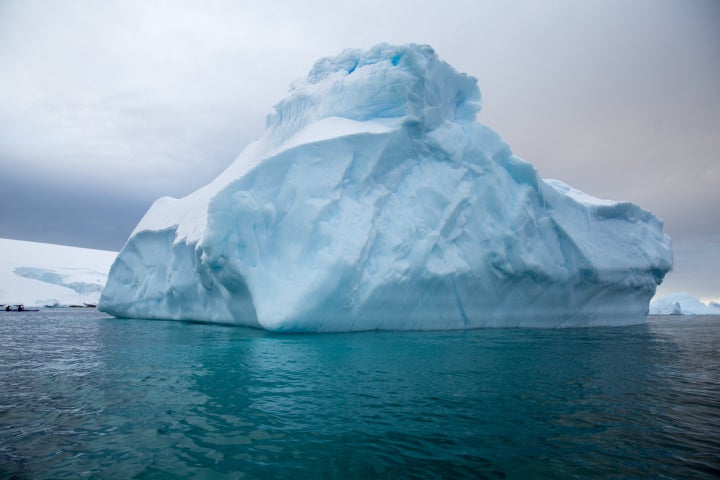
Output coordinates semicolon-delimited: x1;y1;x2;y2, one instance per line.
649;293;720;316
99;44;672;331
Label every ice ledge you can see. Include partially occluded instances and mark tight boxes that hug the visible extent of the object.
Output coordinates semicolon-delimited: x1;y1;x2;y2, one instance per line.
273;116;400;154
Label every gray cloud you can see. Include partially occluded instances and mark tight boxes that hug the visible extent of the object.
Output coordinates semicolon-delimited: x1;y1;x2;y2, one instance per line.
0;0;718;298
0;166;151;251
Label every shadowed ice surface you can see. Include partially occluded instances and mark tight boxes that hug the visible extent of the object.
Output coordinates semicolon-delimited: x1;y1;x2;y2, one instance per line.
1;310;718;478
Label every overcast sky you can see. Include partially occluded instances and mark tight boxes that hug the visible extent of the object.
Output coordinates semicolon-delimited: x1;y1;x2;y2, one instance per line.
0;0;718;300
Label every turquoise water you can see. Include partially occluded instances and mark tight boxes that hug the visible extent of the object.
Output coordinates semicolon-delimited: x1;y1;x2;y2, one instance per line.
1;310;719;479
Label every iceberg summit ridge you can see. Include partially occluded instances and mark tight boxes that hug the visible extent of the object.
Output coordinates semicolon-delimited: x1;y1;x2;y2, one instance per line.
99;43;673;331
265;44;481;149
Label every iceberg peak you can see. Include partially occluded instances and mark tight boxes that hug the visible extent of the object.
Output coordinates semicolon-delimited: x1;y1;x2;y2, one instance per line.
265;43;481;148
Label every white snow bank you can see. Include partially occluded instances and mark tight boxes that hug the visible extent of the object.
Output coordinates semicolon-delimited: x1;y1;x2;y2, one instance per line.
0;238;117;307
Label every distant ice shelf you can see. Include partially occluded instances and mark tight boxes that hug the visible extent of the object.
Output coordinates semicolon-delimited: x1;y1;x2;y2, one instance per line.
99;43;673;331
0;238;117;307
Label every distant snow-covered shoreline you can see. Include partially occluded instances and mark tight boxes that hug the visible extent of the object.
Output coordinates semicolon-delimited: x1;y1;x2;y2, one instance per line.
0;238;117;307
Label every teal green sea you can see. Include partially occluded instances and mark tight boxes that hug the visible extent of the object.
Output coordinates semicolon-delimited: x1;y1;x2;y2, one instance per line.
1;310;718;479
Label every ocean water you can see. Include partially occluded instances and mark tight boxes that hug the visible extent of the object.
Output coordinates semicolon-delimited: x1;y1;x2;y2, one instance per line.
0;310;718;479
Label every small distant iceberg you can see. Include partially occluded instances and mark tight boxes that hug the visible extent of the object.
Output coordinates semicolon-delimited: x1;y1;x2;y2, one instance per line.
649;292;720;316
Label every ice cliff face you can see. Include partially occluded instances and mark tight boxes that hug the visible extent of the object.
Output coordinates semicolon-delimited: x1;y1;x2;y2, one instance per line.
99;43;673;331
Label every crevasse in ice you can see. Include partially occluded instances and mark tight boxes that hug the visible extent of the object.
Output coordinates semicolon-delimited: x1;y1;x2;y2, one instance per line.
99;43;673;331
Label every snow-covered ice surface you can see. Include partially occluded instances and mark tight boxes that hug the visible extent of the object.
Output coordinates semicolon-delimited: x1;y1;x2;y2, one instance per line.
99;44;673;331
0;238;117;307
650;293;720;316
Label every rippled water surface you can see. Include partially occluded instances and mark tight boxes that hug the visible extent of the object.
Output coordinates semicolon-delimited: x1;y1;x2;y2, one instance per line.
1;310;719;479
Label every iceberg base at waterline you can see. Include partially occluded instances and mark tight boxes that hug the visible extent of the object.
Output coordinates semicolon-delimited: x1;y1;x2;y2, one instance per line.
98;43;672;332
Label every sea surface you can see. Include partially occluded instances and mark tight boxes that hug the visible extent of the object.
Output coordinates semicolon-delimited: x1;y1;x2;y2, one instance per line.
0;310;718;479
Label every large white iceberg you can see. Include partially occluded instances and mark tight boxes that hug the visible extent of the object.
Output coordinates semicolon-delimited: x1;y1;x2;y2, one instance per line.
649;293;720;315
99;44;672;331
